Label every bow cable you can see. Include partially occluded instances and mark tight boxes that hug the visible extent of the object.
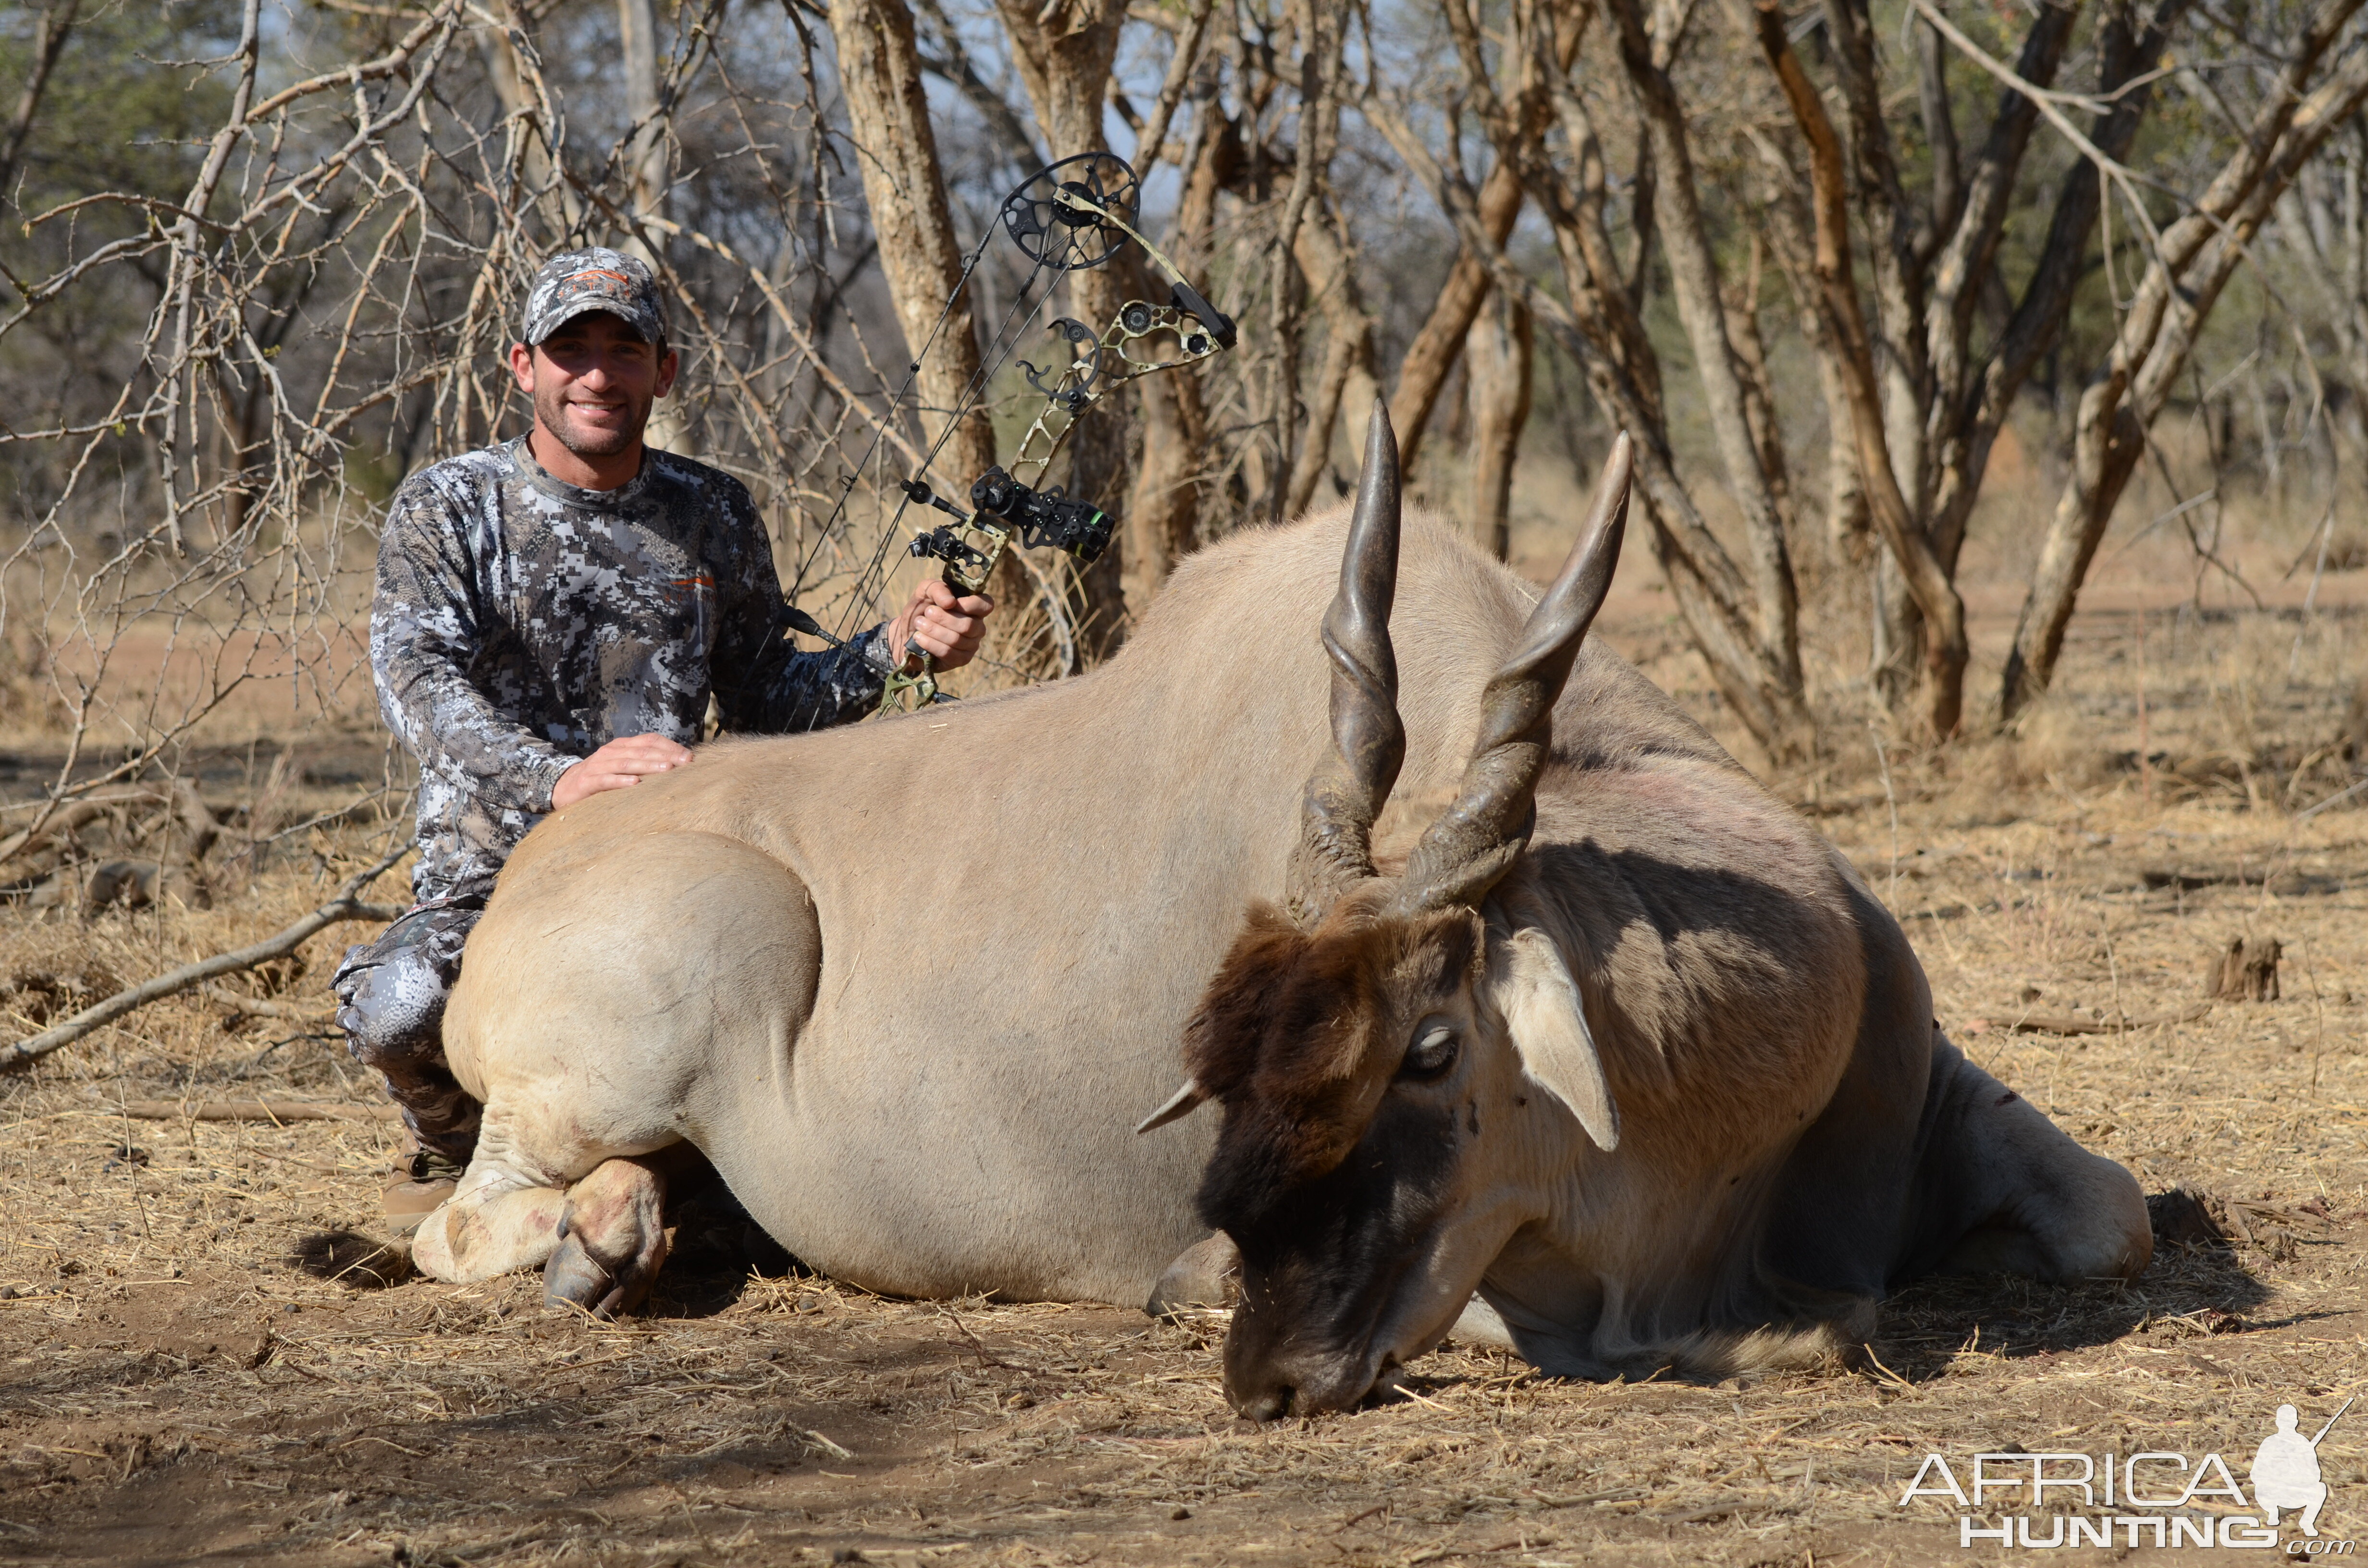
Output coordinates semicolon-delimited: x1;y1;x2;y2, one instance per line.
815;248;1079;647
783;221;1013;619
779;151;1233;713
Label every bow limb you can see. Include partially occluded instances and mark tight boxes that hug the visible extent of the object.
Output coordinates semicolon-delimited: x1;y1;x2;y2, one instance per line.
1049;186;1238;351
1006;300;1234;489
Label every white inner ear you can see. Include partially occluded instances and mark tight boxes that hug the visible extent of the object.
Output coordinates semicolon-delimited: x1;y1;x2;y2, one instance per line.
1498;927;1620;1152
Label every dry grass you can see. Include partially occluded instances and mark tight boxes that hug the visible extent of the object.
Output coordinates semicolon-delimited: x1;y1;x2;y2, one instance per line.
0;549;2364;1564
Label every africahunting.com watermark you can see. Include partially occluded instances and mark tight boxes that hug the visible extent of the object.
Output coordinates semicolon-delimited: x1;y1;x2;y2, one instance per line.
1898;1398;2354;1551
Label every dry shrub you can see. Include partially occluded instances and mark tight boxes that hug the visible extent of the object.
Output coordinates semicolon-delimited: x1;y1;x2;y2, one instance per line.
1997;694;2117;790
2199;614;2289;761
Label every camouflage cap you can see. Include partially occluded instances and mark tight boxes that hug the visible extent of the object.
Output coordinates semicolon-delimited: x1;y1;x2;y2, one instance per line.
521;247;668;346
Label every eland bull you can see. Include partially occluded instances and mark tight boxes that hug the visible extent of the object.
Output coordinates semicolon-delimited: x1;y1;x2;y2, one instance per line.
414;404;2149;1414
1143;413;2149;1418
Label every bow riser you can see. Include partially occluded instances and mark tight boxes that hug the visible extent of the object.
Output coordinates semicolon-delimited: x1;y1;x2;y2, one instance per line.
1007;302;1230;490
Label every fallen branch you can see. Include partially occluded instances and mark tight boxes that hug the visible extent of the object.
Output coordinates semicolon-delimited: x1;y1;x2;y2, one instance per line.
198;984;338;1022
1965;1002;2213;1036
113;1099;399;1123
0;851;407;1071
0;786;166;873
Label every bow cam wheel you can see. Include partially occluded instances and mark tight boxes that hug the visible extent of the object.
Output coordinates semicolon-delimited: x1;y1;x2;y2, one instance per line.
1000;152;1141;271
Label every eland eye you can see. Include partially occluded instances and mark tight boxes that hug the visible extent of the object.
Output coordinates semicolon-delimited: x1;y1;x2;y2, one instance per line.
1402;1019;1460;1079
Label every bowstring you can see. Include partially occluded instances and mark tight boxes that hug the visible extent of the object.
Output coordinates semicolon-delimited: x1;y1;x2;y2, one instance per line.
820;243;1080;646
784;218;999;609
791;189;1117;649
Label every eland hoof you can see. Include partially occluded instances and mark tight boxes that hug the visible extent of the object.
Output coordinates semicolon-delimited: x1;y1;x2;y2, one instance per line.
541;1231;619;1316
541;1208;668;1319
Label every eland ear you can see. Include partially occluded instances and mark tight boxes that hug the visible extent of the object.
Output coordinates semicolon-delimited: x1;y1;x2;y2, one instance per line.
1497;928;1618;1152
1135;1080;1209;1135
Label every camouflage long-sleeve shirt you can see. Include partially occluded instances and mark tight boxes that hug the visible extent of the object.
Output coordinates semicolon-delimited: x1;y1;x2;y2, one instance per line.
372;437;888;906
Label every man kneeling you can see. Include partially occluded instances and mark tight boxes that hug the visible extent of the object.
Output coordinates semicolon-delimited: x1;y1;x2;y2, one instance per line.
335;248;992;1233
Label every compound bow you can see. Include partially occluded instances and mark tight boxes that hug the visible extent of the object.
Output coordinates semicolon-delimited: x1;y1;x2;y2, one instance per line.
786;152;1237;714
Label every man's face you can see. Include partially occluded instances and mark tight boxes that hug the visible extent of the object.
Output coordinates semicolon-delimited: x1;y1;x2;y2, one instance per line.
508;311;679;460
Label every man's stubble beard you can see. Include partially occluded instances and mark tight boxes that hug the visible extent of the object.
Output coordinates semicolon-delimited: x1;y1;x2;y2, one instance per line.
533;380;649;459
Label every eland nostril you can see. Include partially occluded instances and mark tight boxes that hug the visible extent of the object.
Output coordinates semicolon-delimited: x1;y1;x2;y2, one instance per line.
1234;1383;1294;1422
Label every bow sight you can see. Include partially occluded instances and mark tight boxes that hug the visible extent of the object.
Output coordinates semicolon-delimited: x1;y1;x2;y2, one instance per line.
875;151;1236;714
898;468;1112;592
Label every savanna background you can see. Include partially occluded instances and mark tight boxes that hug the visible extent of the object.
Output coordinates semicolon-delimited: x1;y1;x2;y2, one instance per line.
0;0;2362;1561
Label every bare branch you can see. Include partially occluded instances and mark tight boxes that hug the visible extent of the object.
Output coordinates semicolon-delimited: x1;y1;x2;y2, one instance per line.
0;852;408;1072
0;0;79;195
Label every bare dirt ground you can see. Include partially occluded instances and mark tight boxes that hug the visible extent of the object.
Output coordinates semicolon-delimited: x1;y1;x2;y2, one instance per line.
0;535;2363;1566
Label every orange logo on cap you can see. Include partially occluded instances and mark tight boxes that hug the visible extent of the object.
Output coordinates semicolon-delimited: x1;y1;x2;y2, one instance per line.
569;268;634;286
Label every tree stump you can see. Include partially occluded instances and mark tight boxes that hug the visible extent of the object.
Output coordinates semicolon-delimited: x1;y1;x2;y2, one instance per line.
2207;935;2282;1001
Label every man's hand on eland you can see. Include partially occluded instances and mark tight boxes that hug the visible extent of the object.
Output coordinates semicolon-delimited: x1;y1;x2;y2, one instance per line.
888;578;995;674
551;733;695;810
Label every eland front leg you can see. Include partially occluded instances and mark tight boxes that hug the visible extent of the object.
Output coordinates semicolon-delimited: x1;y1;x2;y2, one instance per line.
408;1111;679;1316
415;830;824;1313
542;1154;673;1315
405;1103;667;1298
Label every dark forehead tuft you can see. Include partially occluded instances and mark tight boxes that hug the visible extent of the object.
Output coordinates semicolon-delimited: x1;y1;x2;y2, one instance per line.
1183;902;1484;1230
1393;908;1481;994
1180;902;1307;1097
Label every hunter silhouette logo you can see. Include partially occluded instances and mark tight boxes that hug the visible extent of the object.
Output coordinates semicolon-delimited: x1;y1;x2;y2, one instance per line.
2254;1399;2349;1537
1897;1396;2353;1549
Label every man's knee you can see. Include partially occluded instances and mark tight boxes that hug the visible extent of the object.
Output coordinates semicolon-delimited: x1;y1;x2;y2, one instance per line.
333;906;478;1070
337;951;451;1068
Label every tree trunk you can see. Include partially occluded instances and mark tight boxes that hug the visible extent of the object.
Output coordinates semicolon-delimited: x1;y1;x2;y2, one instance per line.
1868;556;1919;706
1753;175;1870;564
617;0;666;217
826;0;995;485
910;0;1046;172
478;18;577;240
0;0;79;196
2000;0;2368;719
1869;0;2080;709
1605;0;1799;688
1367;24;1815;763
1753;0;1966;738
1818;0;1929;520
617;0;697;456
1819;346;1872;565
1266;0;1344;524
1721;233;1794;540
1392;160;1526;479
1391;2;1585;478
994;0;1130;653
1285;201;1379;517
1466;290;1532;562
1124;99;1223;613
1124;367;1206;609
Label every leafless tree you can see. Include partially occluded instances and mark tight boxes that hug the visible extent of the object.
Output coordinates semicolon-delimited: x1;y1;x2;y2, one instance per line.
7;0;2368;894
1999;0;2368;718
